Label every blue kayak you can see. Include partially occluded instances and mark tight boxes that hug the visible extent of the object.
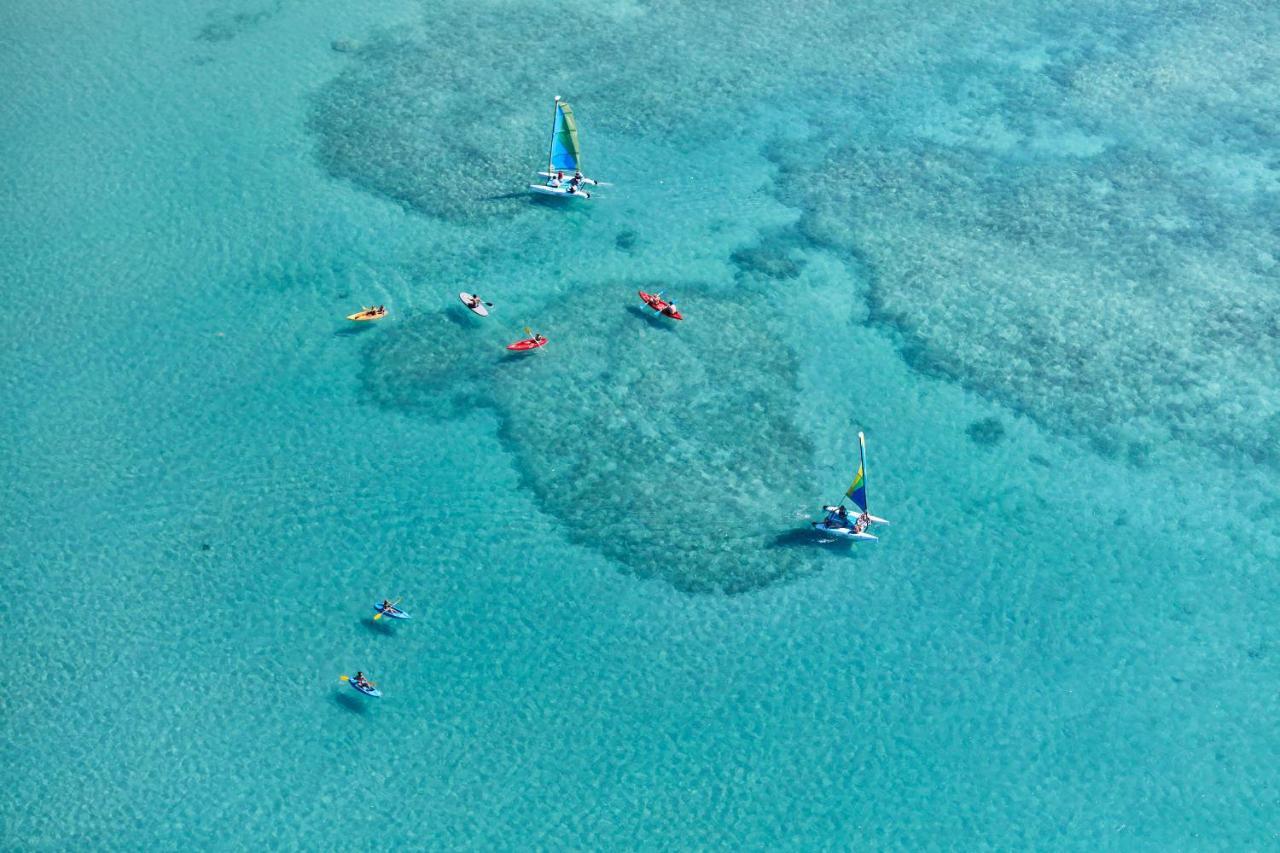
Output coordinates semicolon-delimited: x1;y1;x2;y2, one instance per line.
373;603;410;620
349;679;381;698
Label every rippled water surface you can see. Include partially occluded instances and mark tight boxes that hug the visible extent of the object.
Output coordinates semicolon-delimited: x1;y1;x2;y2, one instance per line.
3;0;1278;847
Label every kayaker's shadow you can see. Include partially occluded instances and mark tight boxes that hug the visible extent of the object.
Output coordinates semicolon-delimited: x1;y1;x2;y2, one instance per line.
333;690;368;715
361;617;395;637
626;305;677;331
334;324;376;338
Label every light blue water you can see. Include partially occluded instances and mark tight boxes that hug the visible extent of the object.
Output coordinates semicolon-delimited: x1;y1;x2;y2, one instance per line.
2;0;1278;847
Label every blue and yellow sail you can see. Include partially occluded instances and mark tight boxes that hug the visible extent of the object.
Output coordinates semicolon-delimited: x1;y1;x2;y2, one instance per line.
846;466;867;514
548;98;581;173
845;432;869;513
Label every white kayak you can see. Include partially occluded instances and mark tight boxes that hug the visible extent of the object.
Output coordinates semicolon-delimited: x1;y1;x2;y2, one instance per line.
458;292;489;317
529;183;591;199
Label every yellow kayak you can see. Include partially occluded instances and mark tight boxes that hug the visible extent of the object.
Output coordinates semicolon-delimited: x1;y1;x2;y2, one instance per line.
347;306;387;322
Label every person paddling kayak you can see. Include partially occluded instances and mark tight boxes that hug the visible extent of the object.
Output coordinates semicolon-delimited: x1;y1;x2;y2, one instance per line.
638;290;683;320
506;332;548;351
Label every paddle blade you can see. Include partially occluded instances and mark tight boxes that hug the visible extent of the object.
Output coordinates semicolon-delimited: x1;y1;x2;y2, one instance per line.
340;675;350;682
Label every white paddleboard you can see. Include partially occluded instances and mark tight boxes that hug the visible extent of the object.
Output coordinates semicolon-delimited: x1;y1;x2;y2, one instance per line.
458;292;489;317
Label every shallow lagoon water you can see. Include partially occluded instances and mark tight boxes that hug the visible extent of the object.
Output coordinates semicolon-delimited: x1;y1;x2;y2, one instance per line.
2;0;1278;847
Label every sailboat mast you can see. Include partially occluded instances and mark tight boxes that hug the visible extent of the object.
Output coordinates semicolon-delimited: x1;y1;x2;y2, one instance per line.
546;96;561;173
857;431;868;514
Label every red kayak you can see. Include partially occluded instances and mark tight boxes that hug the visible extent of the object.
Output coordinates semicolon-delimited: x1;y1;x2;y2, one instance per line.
638;290;683;320
506;335;548;351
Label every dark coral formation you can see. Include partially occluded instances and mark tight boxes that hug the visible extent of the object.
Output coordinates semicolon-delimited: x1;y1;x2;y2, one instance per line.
358;285;826;593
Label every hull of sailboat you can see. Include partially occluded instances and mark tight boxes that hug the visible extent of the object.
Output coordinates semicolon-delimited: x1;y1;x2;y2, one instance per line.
529;183;591;198
810;522;878;542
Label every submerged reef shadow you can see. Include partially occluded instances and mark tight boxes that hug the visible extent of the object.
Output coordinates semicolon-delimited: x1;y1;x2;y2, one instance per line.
196;0;282;43
358;283;831;594
769;110;1280;471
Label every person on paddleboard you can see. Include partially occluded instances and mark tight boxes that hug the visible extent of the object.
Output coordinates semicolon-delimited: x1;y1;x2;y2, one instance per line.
465;294;482;310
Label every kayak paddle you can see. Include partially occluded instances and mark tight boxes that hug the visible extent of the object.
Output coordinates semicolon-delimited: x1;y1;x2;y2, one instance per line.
372;596;402;621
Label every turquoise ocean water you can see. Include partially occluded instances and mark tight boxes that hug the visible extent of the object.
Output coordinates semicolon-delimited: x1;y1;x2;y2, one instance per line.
3;0;1278;846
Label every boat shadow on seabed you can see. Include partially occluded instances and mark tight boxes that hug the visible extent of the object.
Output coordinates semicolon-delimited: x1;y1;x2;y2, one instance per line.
625;304;678;331
769;527;859;552
333;690;368;715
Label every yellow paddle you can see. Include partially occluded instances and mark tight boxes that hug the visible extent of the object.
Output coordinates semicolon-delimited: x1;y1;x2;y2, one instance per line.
524;326;547;350
373;596;402;621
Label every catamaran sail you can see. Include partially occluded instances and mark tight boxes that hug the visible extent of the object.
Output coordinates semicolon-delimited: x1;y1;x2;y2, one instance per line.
530;96;596;197
548;98;580;174
812;432;889;541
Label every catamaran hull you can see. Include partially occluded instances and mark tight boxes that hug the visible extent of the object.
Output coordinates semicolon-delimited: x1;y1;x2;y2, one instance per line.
811;522;878;542
529;184;591;199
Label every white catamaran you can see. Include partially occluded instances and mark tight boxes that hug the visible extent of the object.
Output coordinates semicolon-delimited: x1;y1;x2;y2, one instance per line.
529;96;598;199
812;432;890;542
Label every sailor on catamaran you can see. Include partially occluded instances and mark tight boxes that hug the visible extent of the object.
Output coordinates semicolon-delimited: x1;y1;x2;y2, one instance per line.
529;97;597;198
812;432;889;542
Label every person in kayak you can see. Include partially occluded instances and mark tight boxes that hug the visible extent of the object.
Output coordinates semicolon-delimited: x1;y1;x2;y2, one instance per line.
661;301;679;317
354;671;371;688
379;599;395;615
533;333;546;345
